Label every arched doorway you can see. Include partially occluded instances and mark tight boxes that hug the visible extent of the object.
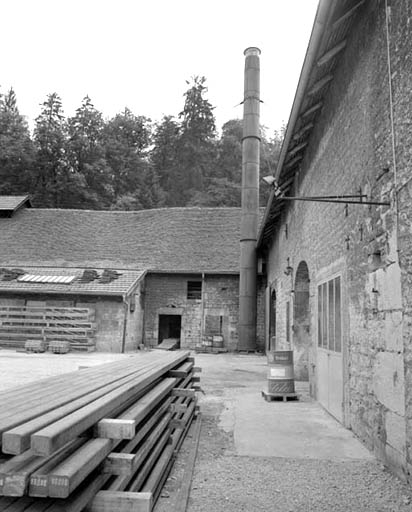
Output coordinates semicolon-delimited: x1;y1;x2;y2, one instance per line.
269;289;276;351
293;261;310;381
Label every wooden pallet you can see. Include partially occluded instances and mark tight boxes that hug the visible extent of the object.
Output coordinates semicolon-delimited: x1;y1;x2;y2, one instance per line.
261;390;298;402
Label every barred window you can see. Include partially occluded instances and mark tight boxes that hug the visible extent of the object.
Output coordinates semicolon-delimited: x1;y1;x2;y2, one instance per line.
187;281;202;300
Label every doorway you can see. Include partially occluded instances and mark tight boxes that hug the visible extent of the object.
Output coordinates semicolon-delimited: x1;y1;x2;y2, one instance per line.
158;315;181;345
269;289;276;351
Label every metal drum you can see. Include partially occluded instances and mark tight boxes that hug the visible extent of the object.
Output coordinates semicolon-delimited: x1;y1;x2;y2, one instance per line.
267;350;295;394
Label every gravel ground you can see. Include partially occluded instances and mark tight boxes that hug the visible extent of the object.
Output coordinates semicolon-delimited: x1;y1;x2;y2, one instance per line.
156;353;412;512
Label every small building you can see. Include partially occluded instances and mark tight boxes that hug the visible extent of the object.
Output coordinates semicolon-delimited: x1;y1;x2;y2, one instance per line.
0;198;265;352
258;0;412;482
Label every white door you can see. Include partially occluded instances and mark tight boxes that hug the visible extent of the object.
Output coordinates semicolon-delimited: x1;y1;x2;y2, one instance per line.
317;276;343;422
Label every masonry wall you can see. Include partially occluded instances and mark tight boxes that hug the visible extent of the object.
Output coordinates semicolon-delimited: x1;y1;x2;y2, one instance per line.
263;1;412;481
143;273;241;350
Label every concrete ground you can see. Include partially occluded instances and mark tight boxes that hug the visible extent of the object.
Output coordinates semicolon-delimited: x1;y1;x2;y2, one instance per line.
1;349;411;511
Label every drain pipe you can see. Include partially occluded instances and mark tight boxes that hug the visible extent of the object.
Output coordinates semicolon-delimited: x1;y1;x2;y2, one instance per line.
238;47;261;351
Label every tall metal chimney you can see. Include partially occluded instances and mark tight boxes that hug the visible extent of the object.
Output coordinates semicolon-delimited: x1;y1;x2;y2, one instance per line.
238;47;261;351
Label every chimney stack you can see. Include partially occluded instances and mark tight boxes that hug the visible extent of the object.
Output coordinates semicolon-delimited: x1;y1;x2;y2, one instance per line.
238;47;261;351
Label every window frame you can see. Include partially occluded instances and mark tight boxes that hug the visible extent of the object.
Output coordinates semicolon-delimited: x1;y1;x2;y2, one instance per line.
187;280;202;300
317;274;342;353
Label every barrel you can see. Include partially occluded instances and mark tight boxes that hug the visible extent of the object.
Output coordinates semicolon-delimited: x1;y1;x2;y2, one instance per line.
212;335;224;348
266;350;295;394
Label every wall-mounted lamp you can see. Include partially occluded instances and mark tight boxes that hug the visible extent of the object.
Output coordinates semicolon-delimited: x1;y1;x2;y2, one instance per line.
262;176;283;197
284;258;293;276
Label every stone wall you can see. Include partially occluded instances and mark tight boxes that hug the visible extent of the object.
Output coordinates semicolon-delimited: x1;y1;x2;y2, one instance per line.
143;273;241;350
263;1;412;480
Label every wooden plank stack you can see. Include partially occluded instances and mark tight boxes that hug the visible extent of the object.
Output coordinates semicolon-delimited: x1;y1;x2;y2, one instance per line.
0;350;200;512
0;306;97;352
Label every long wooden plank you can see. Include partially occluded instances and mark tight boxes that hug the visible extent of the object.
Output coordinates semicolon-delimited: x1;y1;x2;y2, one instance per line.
168;361;194;378
3;367;162;454
112;429;170;493
141;444;174;497
1;439;87;497
172;414;202;512
97;378;177;439
29;439;86;497
0;355;165;424
31;353;189;456
46;471;110;512
87;491;152;512
104;412;171;477
48;439;114;499
0;355;144;405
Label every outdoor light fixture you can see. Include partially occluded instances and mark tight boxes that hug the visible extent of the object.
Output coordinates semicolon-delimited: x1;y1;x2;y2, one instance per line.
262;176;283;197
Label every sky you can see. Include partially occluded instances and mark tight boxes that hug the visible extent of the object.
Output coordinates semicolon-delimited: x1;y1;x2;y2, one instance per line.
0;0;319;135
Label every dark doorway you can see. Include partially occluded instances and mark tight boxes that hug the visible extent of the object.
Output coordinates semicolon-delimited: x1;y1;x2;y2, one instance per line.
158;315;181;344
269;289;276;351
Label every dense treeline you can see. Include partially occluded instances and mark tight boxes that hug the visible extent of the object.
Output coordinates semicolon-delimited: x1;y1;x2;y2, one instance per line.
0;77;283;210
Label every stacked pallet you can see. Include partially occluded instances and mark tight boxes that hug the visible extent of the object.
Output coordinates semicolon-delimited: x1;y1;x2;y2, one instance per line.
0;306;96;352
0;350;200;512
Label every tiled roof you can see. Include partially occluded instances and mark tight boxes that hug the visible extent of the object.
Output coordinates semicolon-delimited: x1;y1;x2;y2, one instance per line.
0;207;262;274
0;196;31;213
0;267;144;296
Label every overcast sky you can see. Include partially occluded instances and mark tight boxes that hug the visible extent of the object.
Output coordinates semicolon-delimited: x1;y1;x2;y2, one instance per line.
0;0;319;135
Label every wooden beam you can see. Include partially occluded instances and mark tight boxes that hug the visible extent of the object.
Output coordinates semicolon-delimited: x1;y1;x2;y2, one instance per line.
97;378;177;439
168;361;194;378
31;353;189;456
172;414;202;512
171;388;196;398
332;0;365;31
307;74;333;96
301;102;323;119
3;371;151;454
104;414;171;477
287;142;308;159
284;155;303;171
48;438;115;498
293;123;314;142
317;40;347;67
88;491;153;512
29;439;86;497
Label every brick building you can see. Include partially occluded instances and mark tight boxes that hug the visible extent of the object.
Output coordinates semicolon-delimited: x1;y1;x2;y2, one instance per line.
258;0;412;481
0;197;264;352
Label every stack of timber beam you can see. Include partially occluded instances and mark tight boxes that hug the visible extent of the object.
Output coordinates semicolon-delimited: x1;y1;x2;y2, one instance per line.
0;306;97;352
0;350;201;512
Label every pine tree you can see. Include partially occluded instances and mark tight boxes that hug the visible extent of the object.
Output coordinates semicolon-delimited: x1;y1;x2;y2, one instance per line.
0;88;34;195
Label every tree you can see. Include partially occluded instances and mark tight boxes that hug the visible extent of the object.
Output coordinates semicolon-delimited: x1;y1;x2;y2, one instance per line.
67;96;112;208
170;76;217;205
32;93;68;206
103;108;153;208
0;88;34;194
151;115;180;199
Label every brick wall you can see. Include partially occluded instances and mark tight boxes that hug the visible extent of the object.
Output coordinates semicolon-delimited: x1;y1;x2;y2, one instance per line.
143;273;240;350
264;1;412;480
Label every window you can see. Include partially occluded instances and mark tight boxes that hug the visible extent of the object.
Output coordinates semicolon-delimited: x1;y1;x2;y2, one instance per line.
286;301;290;343
317;276;341;352
187;281;202;300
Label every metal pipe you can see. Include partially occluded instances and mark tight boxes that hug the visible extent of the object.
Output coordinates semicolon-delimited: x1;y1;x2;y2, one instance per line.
239;47;261;351
277;196;390;206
